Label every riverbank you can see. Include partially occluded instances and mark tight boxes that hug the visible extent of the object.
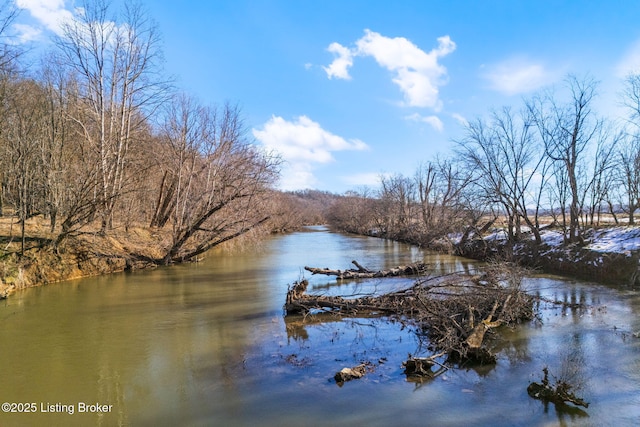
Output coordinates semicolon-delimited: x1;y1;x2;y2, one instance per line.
0;208;277;299
441;226;640;286
333;223;640;286
0;218;169;299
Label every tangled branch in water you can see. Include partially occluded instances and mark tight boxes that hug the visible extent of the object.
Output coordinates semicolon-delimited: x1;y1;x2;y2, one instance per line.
285;262;537;364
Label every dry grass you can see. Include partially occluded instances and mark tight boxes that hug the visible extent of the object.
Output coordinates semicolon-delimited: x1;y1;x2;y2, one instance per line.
0;213;167;257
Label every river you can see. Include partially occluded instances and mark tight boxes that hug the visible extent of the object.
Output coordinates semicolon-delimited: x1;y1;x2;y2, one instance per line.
1;226;639;426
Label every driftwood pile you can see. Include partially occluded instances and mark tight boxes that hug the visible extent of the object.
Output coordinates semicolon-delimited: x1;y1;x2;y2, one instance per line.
285;261;590;406
285;262;536;365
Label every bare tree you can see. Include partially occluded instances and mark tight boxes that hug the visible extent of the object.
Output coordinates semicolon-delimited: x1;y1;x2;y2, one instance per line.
378;174;417;240
582;128;618;226
38;66;106;246
54;159;103;248
265;190;334;232
614;133;640;224
37;57;76;232
0;72;8;217
414;157;472;238
456;107;545;244
150;97;279;264
149;94;203;229
0;73;91;250
0;0;21;217
2;79;49;254
547;160;569;232
327;188;378;235
529;75;602;243
56;0;169;232
617;73;640;224
0;0;20;72
621;73;640;122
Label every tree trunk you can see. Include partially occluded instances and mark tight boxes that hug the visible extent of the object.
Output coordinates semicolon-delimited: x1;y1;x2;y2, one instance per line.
304;261;429;279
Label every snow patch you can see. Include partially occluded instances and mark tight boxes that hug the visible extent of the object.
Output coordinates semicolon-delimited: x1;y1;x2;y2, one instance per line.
585;226;640;254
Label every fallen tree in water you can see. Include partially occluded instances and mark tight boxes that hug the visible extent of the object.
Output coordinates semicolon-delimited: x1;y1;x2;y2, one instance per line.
304;260;429;280
285;262;536;364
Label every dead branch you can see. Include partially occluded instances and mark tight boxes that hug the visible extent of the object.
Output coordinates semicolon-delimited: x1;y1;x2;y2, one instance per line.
528;367;589;408
304;261;429;280
285;263;536;365
351;260;371;272
465;298;506;350
402;351;448;381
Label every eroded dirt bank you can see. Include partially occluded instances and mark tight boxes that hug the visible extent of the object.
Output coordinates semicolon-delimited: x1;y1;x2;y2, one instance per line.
0;226;169;299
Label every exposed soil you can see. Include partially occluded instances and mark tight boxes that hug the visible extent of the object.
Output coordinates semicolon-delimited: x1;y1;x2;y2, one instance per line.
0;215;171;298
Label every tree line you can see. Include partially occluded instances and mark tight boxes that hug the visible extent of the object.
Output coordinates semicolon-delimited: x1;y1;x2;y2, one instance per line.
0;0;280;263
4;0;639;263
329;75;640;246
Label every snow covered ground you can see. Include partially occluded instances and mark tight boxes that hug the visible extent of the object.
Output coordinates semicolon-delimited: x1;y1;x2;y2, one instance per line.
535;226;640;255
445;225;640;284
583;226;640;254
463;226;640;255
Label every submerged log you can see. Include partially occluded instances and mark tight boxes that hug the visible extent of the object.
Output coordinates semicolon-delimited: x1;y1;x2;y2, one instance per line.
334;364;367;384
402;352;447;380
403;357;435;376
284;294;395;315
304;260;429;280
527;367;589;408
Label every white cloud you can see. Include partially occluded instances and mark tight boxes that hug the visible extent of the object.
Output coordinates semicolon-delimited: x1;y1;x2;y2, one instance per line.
405;113;444;132
252;115;368;190
323;42;354;80
279;165;318;191
12;23;42;43
15;0;75;36
341;172;389;187
616;39;640;77
253;115;367;163
451;113;468;127
482;57;556;95
323;30;456;109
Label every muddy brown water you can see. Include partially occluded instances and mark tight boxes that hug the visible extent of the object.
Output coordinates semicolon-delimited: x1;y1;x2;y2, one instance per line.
1;226;639;426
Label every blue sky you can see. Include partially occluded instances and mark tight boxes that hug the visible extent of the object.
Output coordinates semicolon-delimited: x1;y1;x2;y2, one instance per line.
10;0;640;193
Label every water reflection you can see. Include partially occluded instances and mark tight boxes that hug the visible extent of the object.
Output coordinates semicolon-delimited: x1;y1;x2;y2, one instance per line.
0;226;639;426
